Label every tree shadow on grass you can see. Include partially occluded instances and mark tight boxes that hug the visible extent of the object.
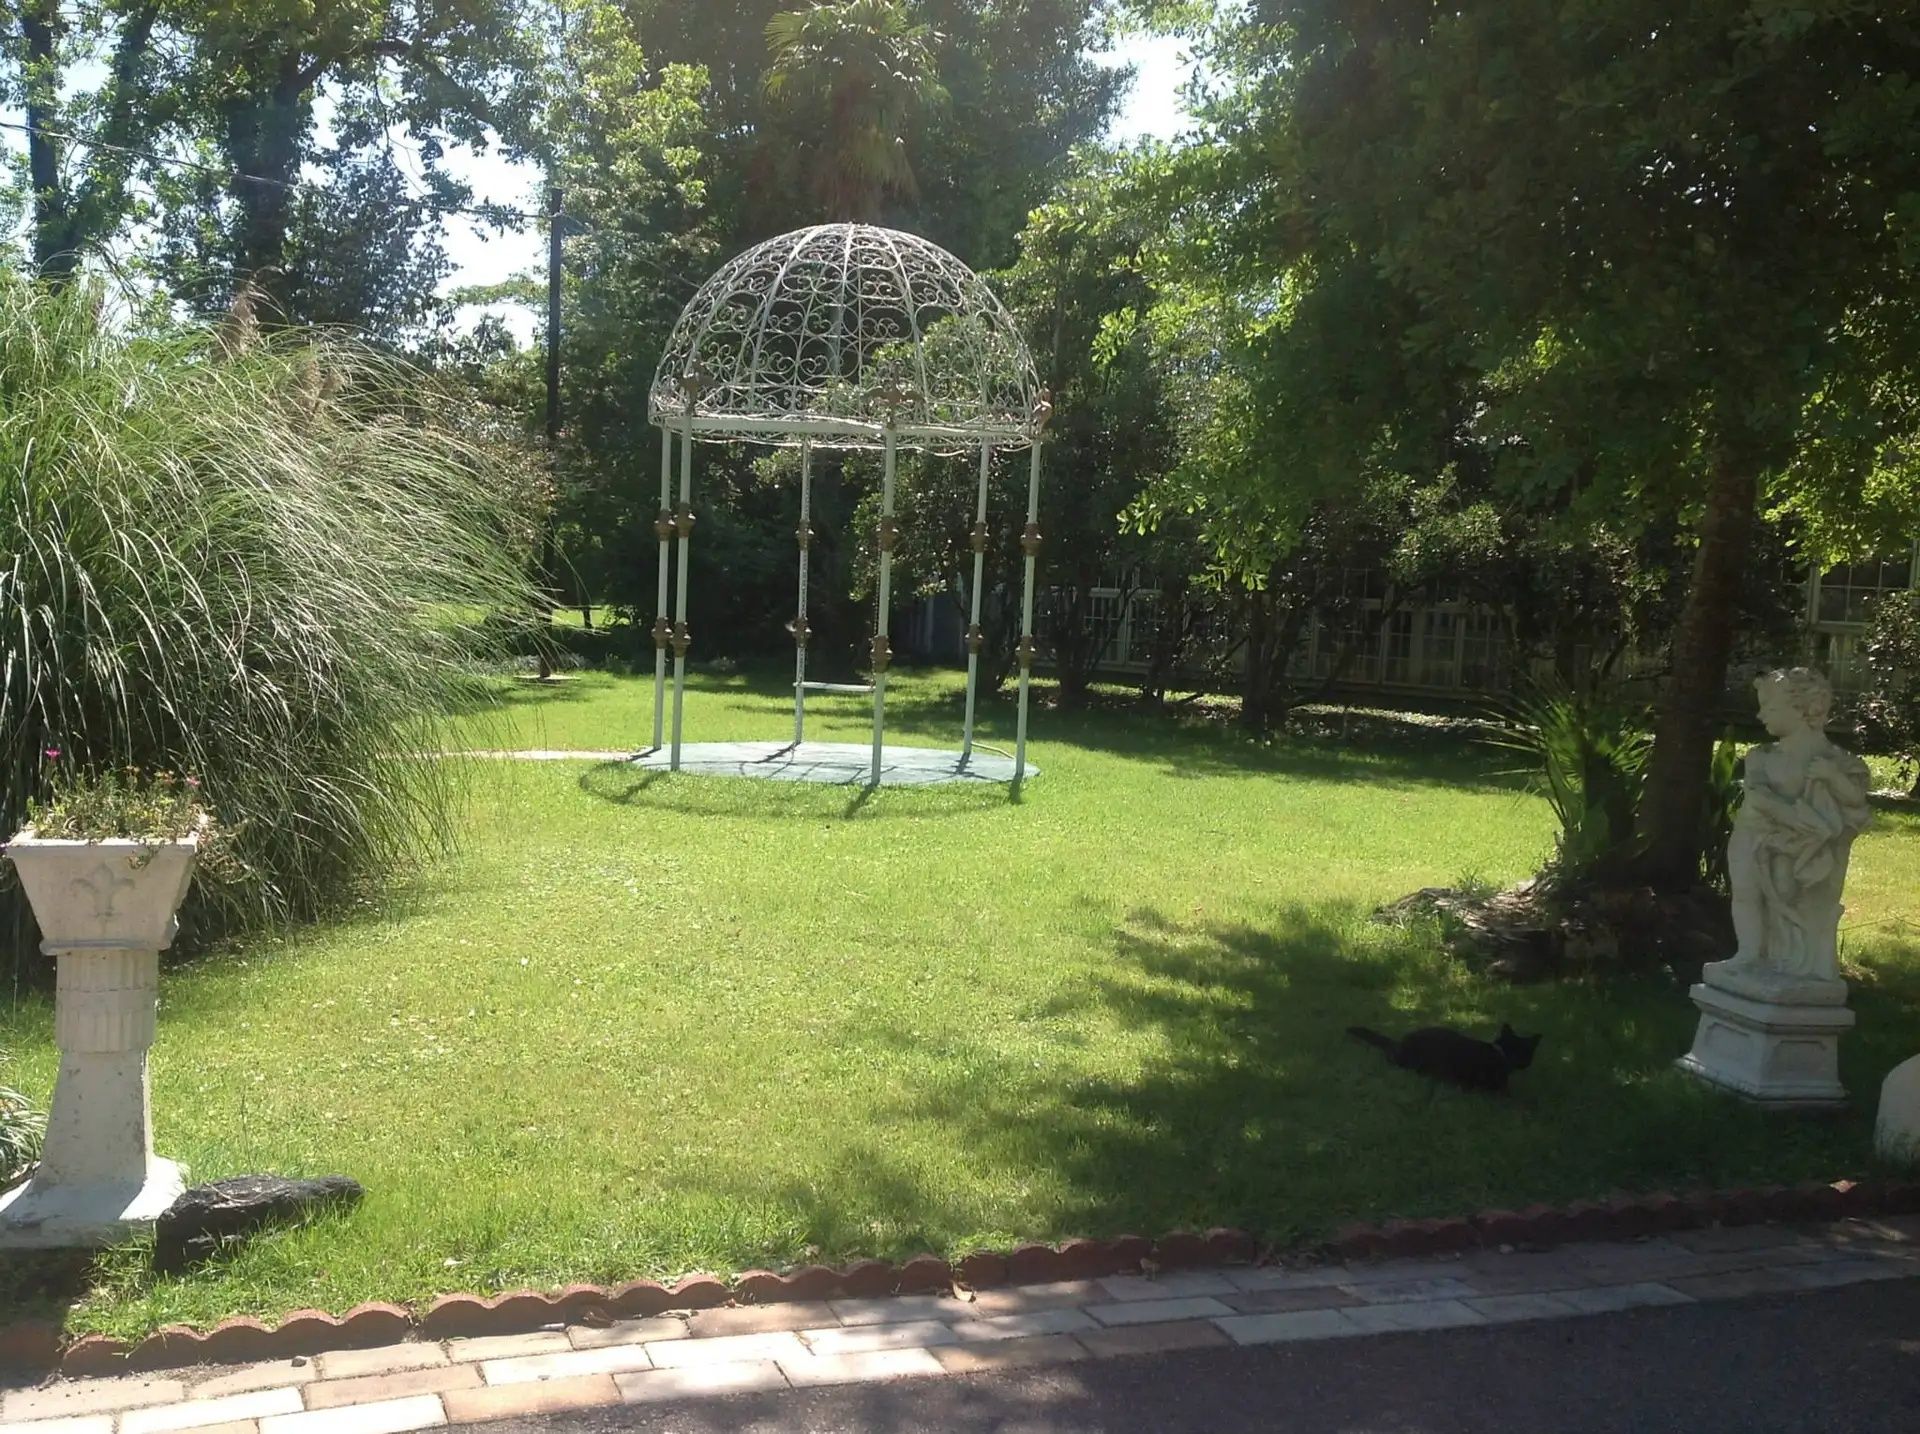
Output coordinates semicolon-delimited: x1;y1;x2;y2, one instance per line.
643;664;1920;808
1025;700;1531;794
463;658;1535;796
1866;795;1920;833
454;655;1533;797
728;903;1911;1262
441;670;602;722
0;1250;101;1364
622;666;1533;799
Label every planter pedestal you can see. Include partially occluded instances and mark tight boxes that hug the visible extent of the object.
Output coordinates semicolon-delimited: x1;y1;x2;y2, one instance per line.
1676;961;1853;1109
1;835;196;1248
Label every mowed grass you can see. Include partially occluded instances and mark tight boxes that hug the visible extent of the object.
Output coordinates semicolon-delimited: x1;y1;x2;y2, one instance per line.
3;666;1918;1339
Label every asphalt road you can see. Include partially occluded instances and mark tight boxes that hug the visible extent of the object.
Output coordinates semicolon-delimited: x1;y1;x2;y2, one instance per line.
483;1279;1920;1434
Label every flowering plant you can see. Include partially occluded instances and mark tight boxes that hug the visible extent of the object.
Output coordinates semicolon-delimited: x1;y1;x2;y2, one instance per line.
26;755;211;841
9;753;240;879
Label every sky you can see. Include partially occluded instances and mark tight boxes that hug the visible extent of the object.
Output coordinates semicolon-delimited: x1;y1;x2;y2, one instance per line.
434;28;1196;337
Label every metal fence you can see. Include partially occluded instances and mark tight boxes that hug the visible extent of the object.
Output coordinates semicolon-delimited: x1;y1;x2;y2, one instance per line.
908;546;1918;700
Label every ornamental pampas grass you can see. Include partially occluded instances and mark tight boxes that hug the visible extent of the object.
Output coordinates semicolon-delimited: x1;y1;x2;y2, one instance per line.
0;277;541;976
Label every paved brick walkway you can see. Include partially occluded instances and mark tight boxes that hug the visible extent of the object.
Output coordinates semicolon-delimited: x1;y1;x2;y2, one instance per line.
7;1217;1916;1434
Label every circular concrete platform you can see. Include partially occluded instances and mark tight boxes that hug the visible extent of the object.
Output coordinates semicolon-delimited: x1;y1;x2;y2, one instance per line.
630;740;1034;786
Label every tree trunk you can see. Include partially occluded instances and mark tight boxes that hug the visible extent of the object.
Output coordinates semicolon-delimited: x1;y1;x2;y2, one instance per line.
1240;588;1310;733
19;2;78;282
1636;450;1760;890
1047;582;1097;707
223;53;307;311
1141;574;1195;706
18;4;161;284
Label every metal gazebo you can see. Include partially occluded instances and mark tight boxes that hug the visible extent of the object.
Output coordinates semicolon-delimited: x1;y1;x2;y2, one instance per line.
641;223;1050;787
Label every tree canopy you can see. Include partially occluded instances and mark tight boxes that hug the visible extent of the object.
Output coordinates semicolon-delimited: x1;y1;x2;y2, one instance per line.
763;0;948;220
1121;0;1920;880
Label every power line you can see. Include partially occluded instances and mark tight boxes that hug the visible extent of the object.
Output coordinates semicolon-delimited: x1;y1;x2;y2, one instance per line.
0;116;545;225
0;114;707;290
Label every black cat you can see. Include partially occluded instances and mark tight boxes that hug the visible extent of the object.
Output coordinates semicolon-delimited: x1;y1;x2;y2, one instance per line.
1347;1022;1542;1093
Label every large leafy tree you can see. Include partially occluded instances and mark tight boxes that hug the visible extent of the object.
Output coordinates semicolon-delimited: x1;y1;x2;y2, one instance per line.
763;0;947;220
1137;0;1920;883
640;1;1121;255
997;153;1177;703
912;0;1126;267
547;0;1123;654
2;3;544;331
2;3;178;280
1117;140;1509;728
541;0;715;619
150;1;543;324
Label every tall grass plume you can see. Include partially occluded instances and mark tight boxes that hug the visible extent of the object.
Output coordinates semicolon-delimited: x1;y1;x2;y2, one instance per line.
0;277;542;979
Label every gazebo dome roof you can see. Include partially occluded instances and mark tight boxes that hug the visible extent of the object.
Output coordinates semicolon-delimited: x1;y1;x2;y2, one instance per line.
648;223;1043;455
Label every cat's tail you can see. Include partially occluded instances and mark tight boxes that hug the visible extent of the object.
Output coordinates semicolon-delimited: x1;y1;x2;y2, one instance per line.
1346;1026;1400;1060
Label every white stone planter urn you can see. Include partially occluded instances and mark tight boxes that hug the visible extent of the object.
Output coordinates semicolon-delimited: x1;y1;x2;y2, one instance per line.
0;827;198;1247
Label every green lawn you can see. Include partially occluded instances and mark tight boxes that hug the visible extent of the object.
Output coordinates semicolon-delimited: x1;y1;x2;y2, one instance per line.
3;666;1918;1339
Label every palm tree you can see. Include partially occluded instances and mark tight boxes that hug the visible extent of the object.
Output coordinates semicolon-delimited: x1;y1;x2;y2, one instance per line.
763;0;948;221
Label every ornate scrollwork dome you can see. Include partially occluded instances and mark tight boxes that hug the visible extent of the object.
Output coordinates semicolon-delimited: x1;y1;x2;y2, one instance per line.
649;223;1042;455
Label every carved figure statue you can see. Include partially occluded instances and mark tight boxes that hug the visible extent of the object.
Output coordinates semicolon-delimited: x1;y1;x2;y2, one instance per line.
1721;668;1871;984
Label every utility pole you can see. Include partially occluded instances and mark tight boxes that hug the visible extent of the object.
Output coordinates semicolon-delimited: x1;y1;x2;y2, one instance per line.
546;184;563;453
537;184;563;680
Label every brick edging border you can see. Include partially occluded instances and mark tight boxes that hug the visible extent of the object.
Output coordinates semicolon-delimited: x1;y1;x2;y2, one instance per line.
5;1176;1917;1379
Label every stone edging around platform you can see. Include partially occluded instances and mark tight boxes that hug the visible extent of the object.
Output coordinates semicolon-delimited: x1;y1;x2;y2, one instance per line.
3;1177;1918;1380
5;1217;1918;1434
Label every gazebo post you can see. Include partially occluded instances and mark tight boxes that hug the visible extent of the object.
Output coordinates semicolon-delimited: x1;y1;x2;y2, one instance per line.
1014;428;1046;782
870;423;899;785
792;439;813;746
650;426;672;751
669;385;696;771
961;443;992;760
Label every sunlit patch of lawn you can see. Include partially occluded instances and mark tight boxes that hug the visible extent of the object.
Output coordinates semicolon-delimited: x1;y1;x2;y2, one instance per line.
3;667;1915;1339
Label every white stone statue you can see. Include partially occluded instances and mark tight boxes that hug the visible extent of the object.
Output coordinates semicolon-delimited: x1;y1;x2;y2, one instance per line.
1678;667;1871;1106
1715;667;1871;988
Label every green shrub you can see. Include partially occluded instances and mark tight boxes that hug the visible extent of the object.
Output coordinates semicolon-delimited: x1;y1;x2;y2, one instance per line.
1489;678;1651;889
0;278;540;979
1857;589;1920;795
1700;735;1745;893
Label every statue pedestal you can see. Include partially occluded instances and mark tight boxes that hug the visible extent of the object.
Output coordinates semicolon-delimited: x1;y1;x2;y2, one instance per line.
1676;961;1853;1108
